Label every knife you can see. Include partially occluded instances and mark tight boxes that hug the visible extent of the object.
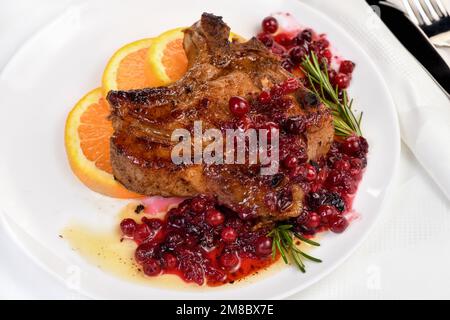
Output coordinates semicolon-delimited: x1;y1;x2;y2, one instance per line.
366;0;450;95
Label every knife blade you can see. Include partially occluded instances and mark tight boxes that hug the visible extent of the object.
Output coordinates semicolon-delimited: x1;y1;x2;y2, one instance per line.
366;0;450;95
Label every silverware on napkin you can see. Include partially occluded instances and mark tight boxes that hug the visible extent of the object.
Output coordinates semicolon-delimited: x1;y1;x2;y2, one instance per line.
402;0;450;47
366;0;450;95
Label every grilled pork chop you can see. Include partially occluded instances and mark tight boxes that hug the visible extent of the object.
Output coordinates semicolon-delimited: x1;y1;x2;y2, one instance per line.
107;13;334;221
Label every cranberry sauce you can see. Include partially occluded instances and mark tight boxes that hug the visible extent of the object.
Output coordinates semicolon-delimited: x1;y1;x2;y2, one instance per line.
257;16;356;89
118;15;369;286
120;197;275;286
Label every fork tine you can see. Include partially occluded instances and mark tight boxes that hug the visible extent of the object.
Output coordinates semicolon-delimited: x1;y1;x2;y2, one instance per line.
403;0;422;25
432;0;450;17
424;0;441;21
413;0;433;24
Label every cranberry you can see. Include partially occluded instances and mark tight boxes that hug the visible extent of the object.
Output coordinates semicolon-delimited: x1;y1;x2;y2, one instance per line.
120;218;137;237
315;38;330;50
143;258;161;276
133;223;152;243
262;16;278;34
206;209;225;226
275;33;292;46
280;59;294;72
258;90;271;104
317;205;339;226
342;136;362;156
305;212;321;229
258;33;274;47
350;158;363;176
190;197;207;213
342;176;357;194
142;217;163;231
305;164;317;181
229;96;250;117
334;159;350;171
255;236;273;257
221;227;238;243
161;253;178;269
219;252;239;270
165;232;184;249
135;242;158;264
283;155;298;169
289;46;307;63
333;73;351;90
339;60;355;74
281;78;300;94
322;49;332;61
299;29;313;43
283;117;306;134
330;216;349;233
184;235;198;248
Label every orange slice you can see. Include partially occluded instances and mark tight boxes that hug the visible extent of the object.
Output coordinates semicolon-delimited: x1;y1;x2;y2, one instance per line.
146;27;246;86
65;88;141;198
102;38;159;96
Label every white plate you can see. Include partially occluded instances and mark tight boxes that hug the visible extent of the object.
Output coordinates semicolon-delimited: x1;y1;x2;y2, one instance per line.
0;0;400;299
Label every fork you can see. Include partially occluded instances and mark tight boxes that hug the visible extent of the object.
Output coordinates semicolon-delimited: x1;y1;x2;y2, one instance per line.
402;0;450;47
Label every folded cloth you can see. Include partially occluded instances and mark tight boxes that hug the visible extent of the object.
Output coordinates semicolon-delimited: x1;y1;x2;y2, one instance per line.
301;0;450;200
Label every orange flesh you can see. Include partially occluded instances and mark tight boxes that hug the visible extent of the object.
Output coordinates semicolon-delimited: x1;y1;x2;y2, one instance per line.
78;98;113;174
117;48;150;90
162;38;188;81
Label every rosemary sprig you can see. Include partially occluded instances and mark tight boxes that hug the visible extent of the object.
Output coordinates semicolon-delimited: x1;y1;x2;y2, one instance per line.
301;52;363;137
268;224;321;273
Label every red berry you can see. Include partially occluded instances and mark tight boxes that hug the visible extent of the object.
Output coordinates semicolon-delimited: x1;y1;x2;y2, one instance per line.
143;258;161;276
342;136;361;155
289;46;307;63
339;60;355;74
184;235;198;248
255;236;273;257
133;223;151;243
275;33;292;46
333;159;350;171
259;90;271;104
317;205;339;226
315;38;330;50
135;242;158;264
330;216;349;233
206;209;225;227
322;49;332;60
161;253;178;269
281;78;300;94
120;218;137;237
229;96;250;117
305;164;317;181
333;73;350;90
299;29;313;43
258;33;274;47
219;252;239;270
306;212;321;229
221;227;238;243
190;197;207;213
283;155;298;169
262;16;278;34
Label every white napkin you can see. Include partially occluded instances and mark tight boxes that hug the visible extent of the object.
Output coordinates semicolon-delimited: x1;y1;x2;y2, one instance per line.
300;0;450;200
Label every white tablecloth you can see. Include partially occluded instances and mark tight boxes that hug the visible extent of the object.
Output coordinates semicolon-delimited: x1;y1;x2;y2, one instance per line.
0;0;449;299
